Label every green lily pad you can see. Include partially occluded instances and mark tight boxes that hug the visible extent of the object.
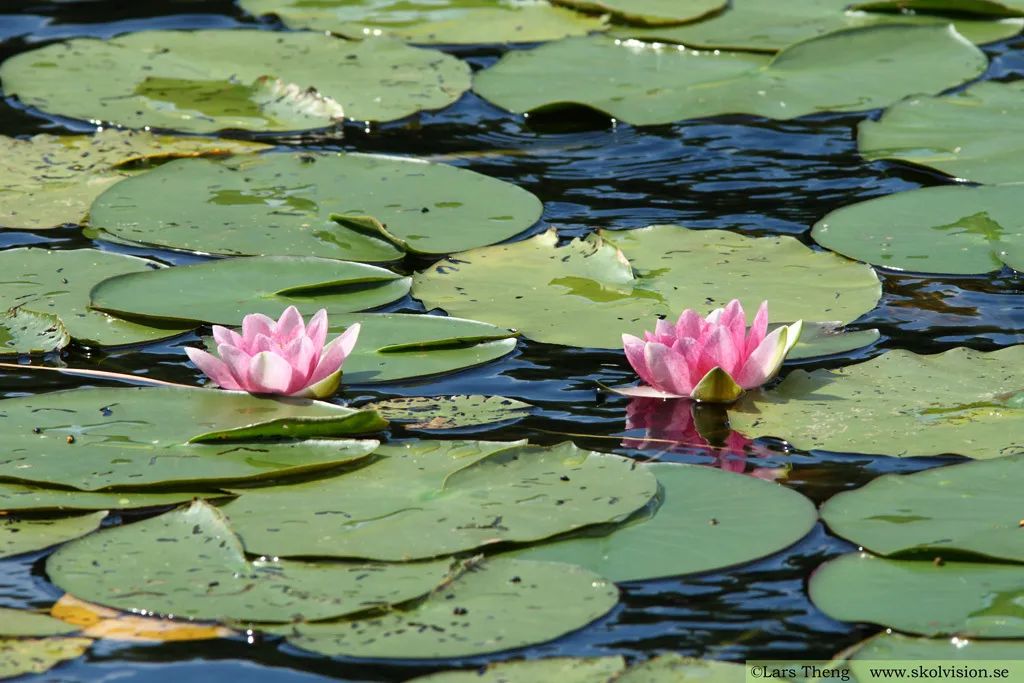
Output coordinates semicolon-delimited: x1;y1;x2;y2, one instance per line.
503;463;816;582
552;0;725;25
615;1;1022;52
850;631;1024;664
279;557;618;659
473;26;986;125
0;608;80;637
854;0;1024;17
0;308;69;356
859;80;1024;186
222;440;658;560
617;656;746;682
88;153;542;260
728;346;1024;459
90;256;410;324
409;656;627;683
0;483;223;512
239;0;608;44
368;395;534;430
0;386;384;490
809;552;1024;637
0;248;192;347
0;131;267;231
48;500;452;623
1;512;107;559
413;227;880;349
788;323;879;360
812;185;1024;274
821;455;1024;563
0;30;470;133
0;637;92;678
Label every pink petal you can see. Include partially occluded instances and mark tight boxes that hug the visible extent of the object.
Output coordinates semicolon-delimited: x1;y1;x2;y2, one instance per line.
745;301;769;358
212;325;244;349
185;347;242;390
247;351;295;394
305;309;329;351
697;325;741;377
705;305;725;325
675;309;704;339
218;344;256;391
241;313;274;347
623;334;657;387
275;306;305;342
718;300;747;356
251;333;274;354
308;323;360;386
285;336;319;389
608;384;687;399
735;326;786;389
653;318;675;344
644;342;694;396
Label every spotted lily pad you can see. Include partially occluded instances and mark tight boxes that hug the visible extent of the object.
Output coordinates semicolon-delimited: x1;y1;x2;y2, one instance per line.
473;26;986;125
552;0;725;25
0;131;267;231
809;552;1024;637
787;323;879;360
0;30;470;132
0;308;69;356
0;248;192;347
413;227;880;348
859;80;1024;185
0;483;222;512
0;608;80;637
239;0;608;44
88;152;542;260
408;657;627;683
90;256;411;324
368;395;534;430
0;386;384;490
48;500;452;622
821;455;1024;563
0;512;107;559
854;0;1024;16
0;637;92;678
850;631;1024;664
279;557;618;659
813;185;1024;274
729;346;1024;459
504;463;816;582
222;440;658;560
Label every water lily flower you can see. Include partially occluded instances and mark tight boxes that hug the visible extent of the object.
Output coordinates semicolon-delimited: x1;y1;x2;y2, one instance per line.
186;306;359;399
616;300;802;403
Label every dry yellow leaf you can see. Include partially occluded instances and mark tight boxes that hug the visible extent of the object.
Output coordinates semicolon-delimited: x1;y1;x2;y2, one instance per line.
51;595;234;642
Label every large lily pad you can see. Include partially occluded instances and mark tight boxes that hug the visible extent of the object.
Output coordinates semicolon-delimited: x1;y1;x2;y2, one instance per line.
0;386;384;490
368;395;534;430
617;656;746;682
821;455;1024;563
1;512;106;558
222;440;658;560
809;552;1024;637
812;185;1024;274
89;152;541;260
552;0;724;25
0;30;470;132
616;0;1022;52
239;0;607;44
787;323;879;360
413;227;880;348
728;346;1024;459
0;248;192;347
473;26;987;125
854;0;1024;16
409;657;627;683
859;80;1024;186
0;308;69;357
0;608;80;637
48;500;452;623
0;131;266;231
90;256;410;324
504;463;816;582
0;637;92;678
850;631;1024;663
279;557;618;659
0;482;222;512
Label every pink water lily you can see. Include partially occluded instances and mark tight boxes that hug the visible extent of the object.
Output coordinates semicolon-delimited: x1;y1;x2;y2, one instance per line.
186;306;359;399
615;300;802;403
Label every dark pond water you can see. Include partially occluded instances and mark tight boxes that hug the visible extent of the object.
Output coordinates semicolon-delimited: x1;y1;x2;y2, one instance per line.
1;1;1024;681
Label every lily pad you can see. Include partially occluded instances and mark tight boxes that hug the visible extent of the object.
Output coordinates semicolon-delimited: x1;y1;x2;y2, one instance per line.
279;557;618;659
552;0;725;25
617;656;746;682
0;386;384;490
408;656;627;683
616;1;1023;52
821;455;1024;563
850;631;1024;663
0;248;192;347
0;131;267;231
413;227;880;349
222;440;658;560
0;30;470;132
90;256;411;324
0;483;223;512
812;185;1024;274
788;323;879;360
48;500;452;623
0;637;92;678
473;26;987;125
88;152;542;260
368;395;534;430
809;552;1024;637
239;0;608;44
0;308;69;356
0;607;80;637
0;512;107;559
728;346;1024;459
858;80;1024;185
854;0;1024;16
503;463;816;582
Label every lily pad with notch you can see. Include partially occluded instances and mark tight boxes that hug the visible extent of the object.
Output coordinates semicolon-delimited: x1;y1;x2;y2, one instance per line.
0;637;92;678
367;395;534;430
551;0;725;25
0;482;224;512
0;308;69;357
1;512;107;559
